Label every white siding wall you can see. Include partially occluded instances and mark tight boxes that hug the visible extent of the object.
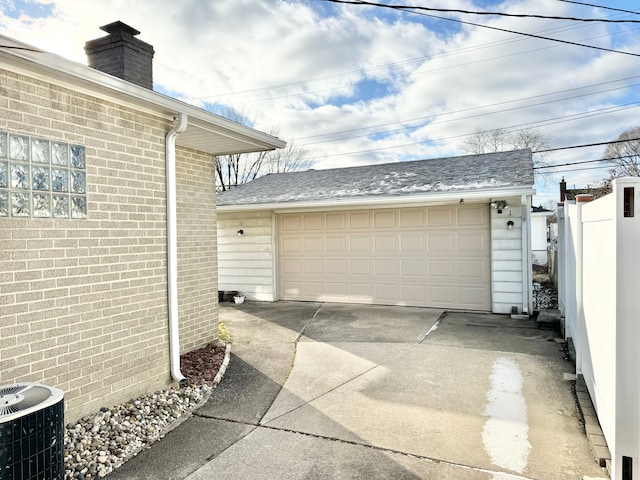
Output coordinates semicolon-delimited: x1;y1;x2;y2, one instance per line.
531;214;548;265
491;196;528;314
218;211;276;301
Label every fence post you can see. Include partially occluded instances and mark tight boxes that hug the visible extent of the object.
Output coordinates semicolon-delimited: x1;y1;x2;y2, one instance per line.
612;178;640;480
574;195;593;377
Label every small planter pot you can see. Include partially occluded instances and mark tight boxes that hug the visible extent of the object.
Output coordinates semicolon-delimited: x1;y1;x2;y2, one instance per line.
233;295;245;304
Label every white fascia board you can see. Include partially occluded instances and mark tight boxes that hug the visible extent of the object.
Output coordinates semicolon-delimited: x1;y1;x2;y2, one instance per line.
0;36;286;153
218;186;536;213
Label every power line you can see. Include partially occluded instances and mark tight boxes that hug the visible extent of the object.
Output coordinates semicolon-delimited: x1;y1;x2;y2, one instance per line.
535;137;640;153
185;3;636;104
295;78;640;145
305;104;640;161
327;0;640;58
534;156;635;170
324;0;640;23
555;0;640;16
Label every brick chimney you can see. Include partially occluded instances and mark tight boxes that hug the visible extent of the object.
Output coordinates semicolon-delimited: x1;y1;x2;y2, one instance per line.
85;21;154;89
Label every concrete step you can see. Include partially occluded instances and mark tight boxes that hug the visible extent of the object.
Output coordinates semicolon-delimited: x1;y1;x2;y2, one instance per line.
536;309;562;334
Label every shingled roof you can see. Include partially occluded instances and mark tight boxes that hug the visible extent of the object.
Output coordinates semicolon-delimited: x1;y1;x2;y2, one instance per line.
218;149;534;207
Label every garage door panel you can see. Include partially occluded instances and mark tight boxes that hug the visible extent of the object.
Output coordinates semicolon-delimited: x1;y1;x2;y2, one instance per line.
399;209;423;227
281;237;302;253
326;213;346;229
351;284;373;300
429;259;454;278
374;259;397;276
402;284;427;302
327;237;347;252
278;206;490;310
400;235;424;251
282;281;303;297
303;214;323;230
458;259;488;279
374;235;397;252
327;259;347;275
458;232;488;253
459;286;490;306
350;259;371;275
281;216;301;231
282;258;302;274
303;282;324;297
374;284;400;302
350;236;371;251
303;259;323;274
429;234;454;252
428;208;454;227
303;237;324;252
374;210;396;228
458;206;486;226
429;285;455;305
350;212;371;228
401;259;424;276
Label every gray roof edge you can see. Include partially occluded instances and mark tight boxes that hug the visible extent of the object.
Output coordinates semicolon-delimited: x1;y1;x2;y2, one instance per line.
218;185;536;212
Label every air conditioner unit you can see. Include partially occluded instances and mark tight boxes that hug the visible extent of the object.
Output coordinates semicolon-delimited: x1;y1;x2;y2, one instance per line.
0;383;65;480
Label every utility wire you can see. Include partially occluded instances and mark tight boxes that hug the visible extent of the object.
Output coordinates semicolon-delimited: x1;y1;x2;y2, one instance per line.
534;155;634;170
305;104;640;161
296;79;640;145
555;0;640;16
535;137;640;153
324;0;640;23
186;3;636;103
326;1;640;58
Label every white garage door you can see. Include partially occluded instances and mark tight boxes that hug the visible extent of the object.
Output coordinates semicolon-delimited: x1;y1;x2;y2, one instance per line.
277;205;491;310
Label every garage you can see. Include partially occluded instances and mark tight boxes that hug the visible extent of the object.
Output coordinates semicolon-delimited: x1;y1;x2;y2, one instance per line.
217;150;535;314
277;205;491;310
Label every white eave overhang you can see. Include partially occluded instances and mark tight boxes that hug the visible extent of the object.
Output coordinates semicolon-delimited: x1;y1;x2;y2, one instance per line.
0;37;286;155
218;186;536;213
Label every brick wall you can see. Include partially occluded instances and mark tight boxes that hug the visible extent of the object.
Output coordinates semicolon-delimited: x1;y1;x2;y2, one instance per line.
0;69;218;423
176;148;218;353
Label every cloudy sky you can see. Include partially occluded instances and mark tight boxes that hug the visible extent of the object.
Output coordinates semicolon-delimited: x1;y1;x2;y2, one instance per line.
2;0;639;206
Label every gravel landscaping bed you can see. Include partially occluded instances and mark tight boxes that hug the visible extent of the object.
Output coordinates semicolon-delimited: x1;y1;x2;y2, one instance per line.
63;342;230;479
533;265;558;310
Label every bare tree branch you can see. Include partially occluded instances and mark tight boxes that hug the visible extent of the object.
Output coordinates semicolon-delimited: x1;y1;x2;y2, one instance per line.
603;126;640;178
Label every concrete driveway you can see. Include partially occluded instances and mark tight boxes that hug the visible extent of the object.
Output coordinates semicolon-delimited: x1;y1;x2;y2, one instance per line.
111;302;606;480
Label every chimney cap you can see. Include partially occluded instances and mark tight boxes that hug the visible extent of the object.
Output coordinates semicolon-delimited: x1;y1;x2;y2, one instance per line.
99;21;140;37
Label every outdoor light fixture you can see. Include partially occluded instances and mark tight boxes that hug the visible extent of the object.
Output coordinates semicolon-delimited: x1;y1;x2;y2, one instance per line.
506;220;514;230
237;229;244;236
491;200;508;214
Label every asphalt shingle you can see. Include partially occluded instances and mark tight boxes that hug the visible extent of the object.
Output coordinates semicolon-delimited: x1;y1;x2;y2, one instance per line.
218;149;534;206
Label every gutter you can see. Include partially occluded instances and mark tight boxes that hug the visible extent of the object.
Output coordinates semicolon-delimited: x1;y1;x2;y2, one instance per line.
217;187;537;213
166;113;188;385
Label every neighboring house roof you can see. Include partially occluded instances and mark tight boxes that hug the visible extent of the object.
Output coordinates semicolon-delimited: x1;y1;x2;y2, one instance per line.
532;205;554;215
0;34;285;155
218;149;534;210
564;187;611;201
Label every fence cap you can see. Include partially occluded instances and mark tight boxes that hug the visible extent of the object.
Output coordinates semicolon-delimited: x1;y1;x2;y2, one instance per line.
575;194;593;203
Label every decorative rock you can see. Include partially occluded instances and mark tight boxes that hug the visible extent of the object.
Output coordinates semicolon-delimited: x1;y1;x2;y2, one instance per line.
62;343;229;479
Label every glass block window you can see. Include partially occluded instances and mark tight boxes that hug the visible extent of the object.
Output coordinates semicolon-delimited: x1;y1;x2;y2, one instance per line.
0;131;86;218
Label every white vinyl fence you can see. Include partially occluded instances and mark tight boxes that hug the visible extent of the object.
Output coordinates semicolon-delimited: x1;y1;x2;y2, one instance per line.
557;177;640;480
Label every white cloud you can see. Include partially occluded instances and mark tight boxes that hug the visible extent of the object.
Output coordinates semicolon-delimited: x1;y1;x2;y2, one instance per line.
1;0;638;205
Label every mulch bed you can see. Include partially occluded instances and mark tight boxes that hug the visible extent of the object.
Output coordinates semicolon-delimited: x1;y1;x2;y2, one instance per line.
180;342;227;386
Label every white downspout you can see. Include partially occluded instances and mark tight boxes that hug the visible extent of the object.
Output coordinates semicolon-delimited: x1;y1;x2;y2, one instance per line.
166;113;188;385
